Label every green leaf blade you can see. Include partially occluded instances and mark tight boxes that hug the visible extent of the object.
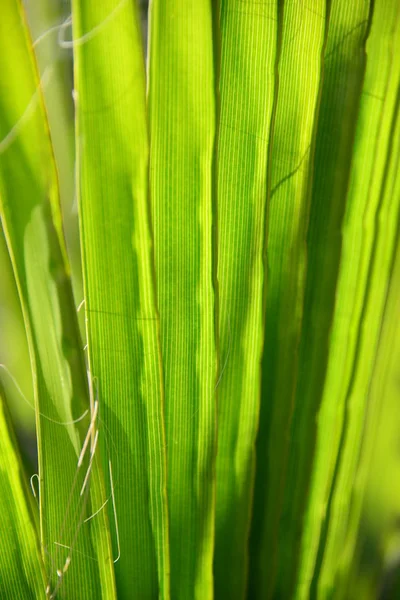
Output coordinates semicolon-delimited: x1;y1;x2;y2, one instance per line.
214;2;280;598
266;0;374;597
313;5;400;592
72;1;170;597
148;1;217;597
0;387;46;599
0;2;115;597
247;1;328;597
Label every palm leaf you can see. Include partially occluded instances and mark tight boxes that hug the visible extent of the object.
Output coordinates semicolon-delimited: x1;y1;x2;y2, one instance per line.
343;228;400;599
71;0;170;597
271;0;374;596
0;2;115;597
0;385;45;599
243;1;327;598
250;0;377;597
1;1;399;598
214;1;279;598
148;1;218;598
313;4;400;594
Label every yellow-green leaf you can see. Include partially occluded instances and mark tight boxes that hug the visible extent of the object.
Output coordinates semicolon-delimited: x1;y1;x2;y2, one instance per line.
148;1;217;597
0;2;115;597
72;0;170;597
0;386;46;599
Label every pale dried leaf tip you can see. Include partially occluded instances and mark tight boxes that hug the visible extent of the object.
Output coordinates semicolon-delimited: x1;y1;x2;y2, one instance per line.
109;460;121;563
30;473;39;500
62;556;71;574
77;400;98;467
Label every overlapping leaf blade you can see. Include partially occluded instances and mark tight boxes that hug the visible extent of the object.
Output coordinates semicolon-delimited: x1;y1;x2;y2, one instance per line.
248;0;379;597
290;2;398;597
342;226;400;599
72;0;170;597
270;0;374;597
0;386;45;599
313;5;400;594
0;2;115;597
248;2;327;598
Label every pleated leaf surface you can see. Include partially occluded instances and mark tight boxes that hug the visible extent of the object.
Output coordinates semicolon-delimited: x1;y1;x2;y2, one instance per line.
342;218;400;600
292;1;400;597
214;1;278;598
314;4;400;594
249;1;327;597
249;0;378;598
0;386;45;599
271;0;373;597
0;2;115;597
72;0;170;597
148;1;217;598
